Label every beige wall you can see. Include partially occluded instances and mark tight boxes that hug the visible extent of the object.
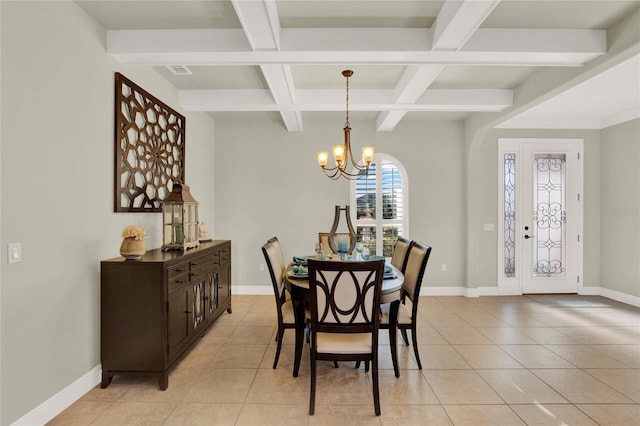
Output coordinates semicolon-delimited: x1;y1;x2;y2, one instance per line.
0;2;215;423
600;119;640;297
214;114;466;290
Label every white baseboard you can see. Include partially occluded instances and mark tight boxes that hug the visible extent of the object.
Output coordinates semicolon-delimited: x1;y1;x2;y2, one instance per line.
419;285;640;307
597;287;640;307
418;286;466;296
11;365;101;426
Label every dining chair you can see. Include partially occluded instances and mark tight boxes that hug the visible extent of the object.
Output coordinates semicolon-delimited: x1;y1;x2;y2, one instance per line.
382;241;432;370
307;258;385;416
390;236;414;273
262;238;297;369
267;237;285;274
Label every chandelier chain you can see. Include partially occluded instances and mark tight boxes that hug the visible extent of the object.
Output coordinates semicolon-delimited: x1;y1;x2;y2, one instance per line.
345;73;350;127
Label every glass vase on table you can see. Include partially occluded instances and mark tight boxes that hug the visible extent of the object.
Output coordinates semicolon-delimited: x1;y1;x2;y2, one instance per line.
337;234;349;260
355;242;364;260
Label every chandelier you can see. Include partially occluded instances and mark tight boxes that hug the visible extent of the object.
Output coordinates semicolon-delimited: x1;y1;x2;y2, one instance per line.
317;70;375;180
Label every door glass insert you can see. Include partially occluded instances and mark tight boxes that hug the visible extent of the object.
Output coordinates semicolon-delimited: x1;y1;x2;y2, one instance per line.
532;154;566;277
504;154;516;278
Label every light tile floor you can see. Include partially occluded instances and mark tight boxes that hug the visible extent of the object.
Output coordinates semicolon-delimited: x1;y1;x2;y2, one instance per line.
48;295;640;425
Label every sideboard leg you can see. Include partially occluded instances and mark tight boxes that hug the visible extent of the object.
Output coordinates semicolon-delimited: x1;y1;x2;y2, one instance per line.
158;374;168;390
100;370;113;388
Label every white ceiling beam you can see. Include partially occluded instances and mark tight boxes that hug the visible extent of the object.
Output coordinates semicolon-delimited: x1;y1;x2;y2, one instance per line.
377;0;501;131
376;64;446;131
432;0;500;50
107;22;602;131
230;0;279;50
231;0;302;130
107;28;606;66
180;89;275;110
393;65;448;102
260;64;302;130
180;89;511;112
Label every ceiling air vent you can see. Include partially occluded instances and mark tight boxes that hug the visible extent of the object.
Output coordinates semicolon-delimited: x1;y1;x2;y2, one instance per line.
166;65;192;75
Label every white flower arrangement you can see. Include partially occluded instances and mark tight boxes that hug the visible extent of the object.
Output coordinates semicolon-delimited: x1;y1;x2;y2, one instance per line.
121;226;147;241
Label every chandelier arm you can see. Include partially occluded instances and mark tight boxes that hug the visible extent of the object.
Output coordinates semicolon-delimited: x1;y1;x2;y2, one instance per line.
321;165;369;180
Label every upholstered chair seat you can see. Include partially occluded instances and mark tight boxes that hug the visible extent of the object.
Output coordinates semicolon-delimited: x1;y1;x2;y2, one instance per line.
316;333;372;353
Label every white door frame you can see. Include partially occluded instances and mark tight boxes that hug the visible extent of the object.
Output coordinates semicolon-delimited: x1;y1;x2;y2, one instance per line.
498;138;584;295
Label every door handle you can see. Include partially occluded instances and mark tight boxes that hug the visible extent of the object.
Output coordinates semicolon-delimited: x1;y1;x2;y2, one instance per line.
524;234;534;239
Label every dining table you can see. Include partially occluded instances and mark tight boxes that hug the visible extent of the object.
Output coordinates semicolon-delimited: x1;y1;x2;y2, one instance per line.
285;255;405;378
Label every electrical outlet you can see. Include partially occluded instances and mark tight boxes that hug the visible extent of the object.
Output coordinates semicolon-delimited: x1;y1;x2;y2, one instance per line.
441;263;447;272
259;263;266;271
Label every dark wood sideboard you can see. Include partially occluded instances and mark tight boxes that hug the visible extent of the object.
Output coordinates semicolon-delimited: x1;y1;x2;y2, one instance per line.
100;240;232;390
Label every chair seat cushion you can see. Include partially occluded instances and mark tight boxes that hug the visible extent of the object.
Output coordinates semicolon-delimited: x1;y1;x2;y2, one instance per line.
380;303;413;325
281;300;296;324
281;300;310;325
317;332;372;353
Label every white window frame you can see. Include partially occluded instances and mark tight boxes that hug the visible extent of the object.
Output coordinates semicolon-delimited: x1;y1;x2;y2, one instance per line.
349;153;409;257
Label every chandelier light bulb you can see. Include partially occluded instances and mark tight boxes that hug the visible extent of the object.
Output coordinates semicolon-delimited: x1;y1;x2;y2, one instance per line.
317;151;329;167
362;146;375;165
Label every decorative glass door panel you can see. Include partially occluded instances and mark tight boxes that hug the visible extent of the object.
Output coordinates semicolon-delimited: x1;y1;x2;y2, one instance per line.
503;153;516;279
207;273;218;315
532;154;566;278
499;139;583;294
192;281;205;329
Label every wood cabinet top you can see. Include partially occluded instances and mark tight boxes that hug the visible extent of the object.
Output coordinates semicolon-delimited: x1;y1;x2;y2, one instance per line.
101;240;231;265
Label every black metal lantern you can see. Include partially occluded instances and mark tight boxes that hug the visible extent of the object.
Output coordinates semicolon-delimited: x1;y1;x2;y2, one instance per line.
161;183;199;251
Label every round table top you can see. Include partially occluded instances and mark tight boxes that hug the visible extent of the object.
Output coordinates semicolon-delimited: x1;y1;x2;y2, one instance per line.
285;258;403;296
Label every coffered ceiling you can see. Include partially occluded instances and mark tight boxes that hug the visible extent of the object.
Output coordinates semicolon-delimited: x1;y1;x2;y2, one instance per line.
75;0;640;131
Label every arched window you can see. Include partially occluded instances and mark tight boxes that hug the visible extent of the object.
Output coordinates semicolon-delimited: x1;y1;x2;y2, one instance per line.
350;153;409;257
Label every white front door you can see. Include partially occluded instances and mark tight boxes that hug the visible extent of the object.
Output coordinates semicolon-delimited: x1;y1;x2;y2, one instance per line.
498;139;583;294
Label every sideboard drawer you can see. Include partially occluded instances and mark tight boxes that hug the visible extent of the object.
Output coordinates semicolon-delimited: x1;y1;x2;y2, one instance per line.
220;248;231;262
168;262;189;279
190;252;217;269
168;273;189;293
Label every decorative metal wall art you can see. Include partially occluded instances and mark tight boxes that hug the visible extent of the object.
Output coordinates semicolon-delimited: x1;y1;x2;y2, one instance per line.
114;72;185;212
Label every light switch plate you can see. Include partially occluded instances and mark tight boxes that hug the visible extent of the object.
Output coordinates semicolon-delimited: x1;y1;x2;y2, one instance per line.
483;223;495;232
8;243;22;264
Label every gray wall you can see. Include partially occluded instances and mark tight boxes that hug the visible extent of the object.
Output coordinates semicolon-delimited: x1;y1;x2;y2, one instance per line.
0;2;216;424
214;114;466;290
600;119;640;296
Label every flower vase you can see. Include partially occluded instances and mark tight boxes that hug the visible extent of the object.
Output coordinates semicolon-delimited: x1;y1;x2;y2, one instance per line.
120;237;146;260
